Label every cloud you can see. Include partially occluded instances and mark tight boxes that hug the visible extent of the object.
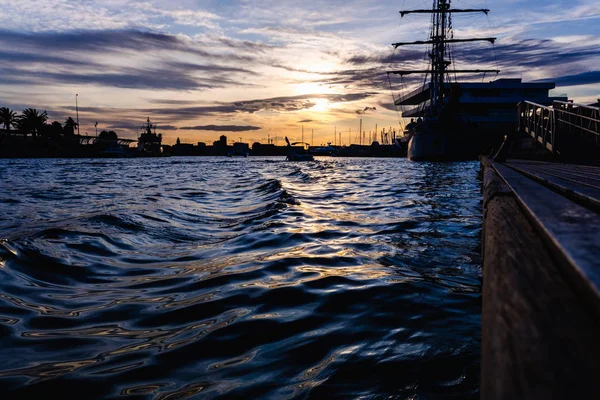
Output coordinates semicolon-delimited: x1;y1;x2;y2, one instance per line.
0;29;180;54
537;71;600;87
345;49;425;66
356;107;377;114
0;50;92;67
179;125;261;132
148;93;377;119
298;119;314;123
0;29;261;64
0;66;214;91
0;29;263;91
454;39;600;73
156;125;179;131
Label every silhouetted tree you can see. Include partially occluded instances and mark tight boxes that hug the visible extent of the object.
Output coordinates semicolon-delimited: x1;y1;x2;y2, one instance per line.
64;117;78;136
46;121;63;138
98;130;118;140
176;137;181;145
0;107;17;132
17;108;48;137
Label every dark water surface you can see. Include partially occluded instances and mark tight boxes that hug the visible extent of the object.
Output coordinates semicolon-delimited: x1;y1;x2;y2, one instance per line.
0;157;482;399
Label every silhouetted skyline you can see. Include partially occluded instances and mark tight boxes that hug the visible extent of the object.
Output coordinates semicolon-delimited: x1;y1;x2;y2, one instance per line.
0;0;598;144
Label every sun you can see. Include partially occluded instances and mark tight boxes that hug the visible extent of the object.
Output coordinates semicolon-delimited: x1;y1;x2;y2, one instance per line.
310;98;330;112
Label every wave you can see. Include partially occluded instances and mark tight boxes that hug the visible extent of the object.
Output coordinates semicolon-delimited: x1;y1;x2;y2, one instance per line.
0;157;482;399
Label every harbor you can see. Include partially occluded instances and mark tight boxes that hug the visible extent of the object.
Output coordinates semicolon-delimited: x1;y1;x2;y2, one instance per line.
1;0;599;399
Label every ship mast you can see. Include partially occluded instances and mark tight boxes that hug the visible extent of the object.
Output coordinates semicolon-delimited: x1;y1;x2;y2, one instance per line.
388;0;499;117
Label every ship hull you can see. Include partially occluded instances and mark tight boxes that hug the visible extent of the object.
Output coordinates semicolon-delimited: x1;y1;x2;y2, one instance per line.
407;118;479;161
407;130;447;161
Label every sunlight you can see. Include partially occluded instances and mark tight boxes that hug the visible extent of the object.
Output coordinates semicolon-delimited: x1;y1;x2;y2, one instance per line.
310;98;330;112
294;81;331;96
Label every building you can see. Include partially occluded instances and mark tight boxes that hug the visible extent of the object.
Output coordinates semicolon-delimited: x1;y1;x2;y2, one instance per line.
396;78;568;149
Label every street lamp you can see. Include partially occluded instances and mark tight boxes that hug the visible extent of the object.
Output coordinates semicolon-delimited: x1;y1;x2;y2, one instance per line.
75;94;80;136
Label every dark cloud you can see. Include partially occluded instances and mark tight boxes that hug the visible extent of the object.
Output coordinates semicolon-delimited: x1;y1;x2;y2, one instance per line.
157;125;179;131
0;65;210;90
356;106;377;115
345;49;424;66
216;37;274;52
0;56;258;91
377;100;398;112
271;63;336;75
454;39;600;71
0;30;182;54
164;61;257;75
298;119;314;123
106;123;144;130
149;93;376;119
147;99;202;105
323;38;600;93
0;50;92;67
179;125;261;132
0;29;258;62
0;30;261;91
537;70;600;87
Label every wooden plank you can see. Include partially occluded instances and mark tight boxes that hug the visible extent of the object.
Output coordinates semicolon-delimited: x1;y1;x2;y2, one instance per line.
493;162;600;309
509;159;600;170
509;160;600;177
505;163;600;212
482;194;600;400
524;165;600;186
510;162;600;188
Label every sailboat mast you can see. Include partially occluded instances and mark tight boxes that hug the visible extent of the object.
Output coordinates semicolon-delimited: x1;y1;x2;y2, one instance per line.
431;0;449;114
389;0;498;117
438;0;449;113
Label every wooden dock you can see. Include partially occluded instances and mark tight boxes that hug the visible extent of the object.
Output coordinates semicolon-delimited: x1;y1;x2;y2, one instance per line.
480;156;600;400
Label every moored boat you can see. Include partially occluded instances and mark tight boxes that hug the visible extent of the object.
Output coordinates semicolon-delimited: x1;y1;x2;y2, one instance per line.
389;0;499;161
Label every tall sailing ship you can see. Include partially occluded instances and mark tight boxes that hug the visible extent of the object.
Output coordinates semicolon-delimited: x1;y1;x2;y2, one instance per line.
389;0;499;161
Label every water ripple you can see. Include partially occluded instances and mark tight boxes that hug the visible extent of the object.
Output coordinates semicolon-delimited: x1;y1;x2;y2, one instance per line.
0;157;481;399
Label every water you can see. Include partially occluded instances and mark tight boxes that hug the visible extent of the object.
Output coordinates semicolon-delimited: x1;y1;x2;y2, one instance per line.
0;157;482;399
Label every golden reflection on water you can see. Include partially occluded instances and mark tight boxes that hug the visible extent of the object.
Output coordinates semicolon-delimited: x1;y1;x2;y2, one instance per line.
237;263;391;290
121;383;170;396
207;351;257;371
8;308;253;383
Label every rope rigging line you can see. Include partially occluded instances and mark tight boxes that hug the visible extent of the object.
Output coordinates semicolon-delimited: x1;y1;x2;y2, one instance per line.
387;53;405;133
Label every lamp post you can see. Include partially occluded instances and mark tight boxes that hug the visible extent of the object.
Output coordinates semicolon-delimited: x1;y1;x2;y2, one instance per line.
75;94;80;136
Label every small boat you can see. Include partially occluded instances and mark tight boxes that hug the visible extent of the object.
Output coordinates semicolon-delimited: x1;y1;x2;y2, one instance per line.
285;136;314;161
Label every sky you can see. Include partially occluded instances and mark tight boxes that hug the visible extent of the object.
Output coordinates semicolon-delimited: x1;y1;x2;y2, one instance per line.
0;0;598;145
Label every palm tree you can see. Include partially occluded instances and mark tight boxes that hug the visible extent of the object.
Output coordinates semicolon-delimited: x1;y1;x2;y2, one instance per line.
0;107;17;132
63;117;78;136
17;108;48;137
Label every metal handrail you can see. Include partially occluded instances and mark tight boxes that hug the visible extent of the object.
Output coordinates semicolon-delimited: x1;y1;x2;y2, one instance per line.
517;101;556;153
518;100;600;155
554;100;600;112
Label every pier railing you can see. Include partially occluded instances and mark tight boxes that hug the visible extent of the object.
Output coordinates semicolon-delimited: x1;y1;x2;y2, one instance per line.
517;100;600;155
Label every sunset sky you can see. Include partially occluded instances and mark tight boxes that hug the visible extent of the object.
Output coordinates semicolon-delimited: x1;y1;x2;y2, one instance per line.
0;0;598;145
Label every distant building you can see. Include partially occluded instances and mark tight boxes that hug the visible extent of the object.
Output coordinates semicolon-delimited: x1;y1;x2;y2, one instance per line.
213;135;228;156
229;142;250;157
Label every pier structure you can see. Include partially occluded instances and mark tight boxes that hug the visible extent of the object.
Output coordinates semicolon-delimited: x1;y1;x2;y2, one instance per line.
480;101;600;399
517;100;600;158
